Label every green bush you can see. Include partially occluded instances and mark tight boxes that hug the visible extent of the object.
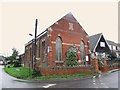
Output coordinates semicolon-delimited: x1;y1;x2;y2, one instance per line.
32;70;41;77
13;61;21;67
108;51;117;60
5;64;14;68
65;51;78;66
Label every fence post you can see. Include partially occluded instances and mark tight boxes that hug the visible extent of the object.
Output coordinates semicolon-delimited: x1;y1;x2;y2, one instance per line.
102;58;107;72
95;58;99;72
92;58;99;73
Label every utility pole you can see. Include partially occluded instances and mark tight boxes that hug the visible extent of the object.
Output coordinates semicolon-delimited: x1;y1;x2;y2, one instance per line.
33;19;38;71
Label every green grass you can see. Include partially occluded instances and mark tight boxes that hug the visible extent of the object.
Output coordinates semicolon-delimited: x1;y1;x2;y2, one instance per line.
4;66;99;80
4;67;33;79
35;73;94;80
5;64;14;68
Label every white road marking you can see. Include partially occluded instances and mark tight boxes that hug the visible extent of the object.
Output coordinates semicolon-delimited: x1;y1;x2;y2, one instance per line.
93;75;106;88
93;79;96;83
42;84;56;88
93;76;96;83
22;83;27;85
93;76;96;78
92;76;98;88
98;75;109;88
98;74;101;77
93;83;96;85
100;83;109;88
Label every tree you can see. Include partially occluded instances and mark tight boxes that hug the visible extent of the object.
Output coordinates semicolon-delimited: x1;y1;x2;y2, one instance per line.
65;50;78;66
11;48;19;60
7;48;19;64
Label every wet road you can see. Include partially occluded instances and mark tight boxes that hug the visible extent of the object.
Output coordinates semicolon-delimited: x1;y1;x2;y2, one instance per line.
1;65;56;88
50;70;119;88
0;65;119;89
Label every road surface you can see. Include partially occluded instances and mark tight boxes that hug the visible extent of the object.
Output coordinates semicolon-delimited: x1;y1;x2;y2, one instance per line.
50;71;119;88
0;65;119;89
1;65;56;88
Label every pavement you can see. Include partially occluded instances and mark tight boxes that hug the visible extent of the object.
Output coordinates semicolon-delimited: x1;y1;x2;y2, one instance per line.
14;74;94;83
1;65;119;88
1;65;56;88
51;70;119;88
11;68;120;83
108;68;119;73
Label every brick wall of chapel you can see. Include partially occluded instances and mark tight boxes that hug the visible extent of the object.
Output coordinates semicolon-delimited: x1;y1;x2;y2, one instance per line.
47;17;90;66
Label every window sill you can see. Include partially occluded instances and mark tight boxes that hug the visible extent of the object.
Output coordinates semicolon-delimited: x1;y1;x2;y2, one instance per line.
55;61;64;63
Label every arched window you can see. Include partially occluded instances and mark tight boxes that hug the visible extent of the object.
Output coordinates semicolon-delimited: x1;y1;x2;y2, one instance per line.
80;41;85;60
56;37;62;61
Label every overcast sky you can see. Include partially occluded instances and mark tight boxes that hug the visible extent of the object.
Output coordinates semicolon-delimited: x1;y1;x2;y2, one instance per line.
0;1;118;56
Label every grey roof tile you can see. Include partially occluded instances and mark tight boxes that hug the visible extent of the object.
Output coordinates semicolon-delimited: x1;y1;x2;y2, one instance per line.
89;33;102;52
106;40;118;47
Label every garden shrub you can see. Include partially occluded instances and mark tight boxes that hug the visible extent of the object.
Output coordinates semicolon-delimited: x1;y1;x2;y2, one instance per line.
13;61;21;67
65;51;78;66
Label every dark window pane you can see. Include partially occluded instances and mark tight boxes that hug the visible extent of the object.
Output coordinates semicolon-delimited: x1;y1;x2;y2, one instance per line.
80;41;85;60
56;37;62;61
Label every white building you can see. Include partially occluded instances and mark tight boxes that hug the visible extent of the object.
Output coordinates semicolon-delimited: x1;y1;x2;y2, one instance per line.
106;40;120;58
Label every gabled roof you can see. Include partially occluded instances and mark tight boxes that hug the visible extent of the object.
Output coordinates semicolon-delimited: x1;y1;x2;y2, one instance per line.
89;33;110;52
25;12;88;46
63;12;78;22
89;33;102;52
62;12;88;36
106;40;118;47
107;40;120;51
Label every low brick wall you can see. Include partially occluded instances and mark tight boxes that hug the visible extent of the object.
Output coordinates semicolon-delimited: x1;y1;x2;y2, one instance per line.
40;65;95;76
106;60;120;71
107;65;119;71
99;60;120;72
106;60;120;70
39;60;120;76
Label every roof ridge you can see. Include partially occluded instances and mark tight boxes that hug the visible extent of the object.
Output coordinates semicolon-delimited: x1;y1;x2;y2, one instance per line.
90;33;102;37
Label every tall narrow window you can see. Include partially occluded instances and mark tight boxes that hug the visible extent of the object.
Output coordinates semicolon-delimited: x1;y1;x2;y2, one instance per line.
42;41;45;62
80;41;85;60
56;37;62;61
30;48;32;61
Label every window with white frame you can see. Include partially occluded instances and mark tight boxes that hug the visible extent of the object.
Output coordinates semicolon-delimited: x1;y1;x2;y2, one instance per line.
109;45;112;50
80;41;85;60
113;46;116;50
117;46;120;50
56;37;62;61
100;42;105;47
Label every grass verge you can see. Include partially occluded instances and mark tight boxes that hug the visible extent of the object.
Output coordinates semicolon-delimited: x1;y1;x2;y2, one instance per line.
4;66;99;80
4;67;33;79
34;73;95;80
